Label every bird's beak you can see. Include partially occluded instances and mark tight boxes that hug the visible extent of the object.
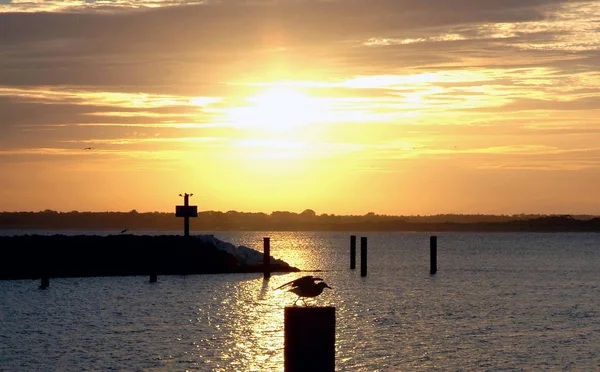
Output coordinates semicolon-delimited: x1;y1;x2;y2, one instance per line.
326;284;332;289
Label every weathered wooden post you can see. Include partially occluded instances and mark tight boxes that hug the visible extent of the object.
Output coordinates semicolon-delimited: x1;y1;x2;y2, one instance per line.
39;253;50;289
263;237;271;279
430;235;437;275
39;275;49;289
176;193;198;237
284;306;335;372
350;235;356;270
150;255;158;283
184;194;190;236
360;236;367;277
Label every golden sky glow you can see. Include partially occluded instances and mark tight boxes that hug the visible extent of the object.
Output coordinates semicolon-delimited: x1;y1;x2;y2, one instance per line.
0;0;599;215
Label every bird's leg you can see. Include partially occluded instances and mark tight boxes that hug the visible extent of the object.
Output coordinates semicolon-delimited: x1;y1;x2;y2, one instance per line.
301;298;308;307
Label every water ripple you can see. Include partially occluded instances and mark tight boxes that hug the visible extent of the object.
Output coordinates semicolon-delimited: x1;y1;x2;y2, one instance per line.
1;232;600;370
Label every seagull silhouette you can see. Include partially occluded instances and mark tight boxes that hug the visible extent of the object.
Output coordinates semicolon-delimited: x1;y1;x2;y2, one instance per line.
275;275;332;306
83;147;94;150
120;229;128;234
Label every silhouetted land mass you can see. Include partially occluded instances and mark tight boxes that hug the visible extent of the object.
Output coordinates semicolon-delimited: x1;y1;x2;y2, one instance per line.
1;210;599;232
0;235;299;280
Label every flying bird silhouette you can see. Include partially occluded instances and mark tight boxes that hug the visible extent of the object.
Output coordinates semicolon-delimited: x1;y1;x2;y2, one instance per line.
120;229;128;234
83;147;94;150
275;275;332;306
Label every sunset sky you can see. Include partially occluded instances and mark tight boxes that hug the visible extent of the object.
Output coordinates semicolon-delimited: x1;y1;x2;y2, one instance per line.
1;0;599;215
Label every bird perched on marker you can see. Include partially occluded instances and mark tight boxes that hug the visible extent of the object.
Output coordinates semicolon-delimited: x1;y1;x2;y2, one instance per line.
275;275;332;306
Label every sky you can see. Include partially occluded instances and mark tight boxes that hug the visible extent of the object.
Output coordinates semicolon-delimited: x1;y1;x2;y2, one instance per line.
0;0;599;215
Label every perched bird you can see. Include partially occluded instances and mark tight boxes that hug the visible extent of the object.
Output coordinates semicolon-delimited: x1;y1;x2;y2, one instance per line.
275;275;332;306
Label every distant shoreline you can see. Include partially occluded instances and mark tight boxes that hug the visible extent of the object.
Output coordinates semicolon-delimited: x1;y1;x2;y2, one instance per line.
1;211;599;232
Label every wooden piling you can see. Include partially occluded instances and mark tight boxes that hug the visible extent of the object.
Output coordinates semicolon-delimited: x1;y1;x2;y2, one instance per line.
39;275;49;289
360;236;367;277
183;193;190;237
284;306;335;372
350;235;356;270
39;254;49;289
149;272;157;283
430;235;437;275
263;237;270;279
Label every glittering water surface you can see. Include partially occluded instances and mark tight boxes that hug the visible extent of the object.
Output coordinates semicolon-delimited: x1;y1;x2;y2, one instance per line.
1;231;600;371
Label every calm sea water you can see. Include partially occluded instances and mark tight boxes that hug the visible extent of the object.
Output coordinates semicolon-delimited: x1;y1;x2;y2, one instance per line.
1;231;599;371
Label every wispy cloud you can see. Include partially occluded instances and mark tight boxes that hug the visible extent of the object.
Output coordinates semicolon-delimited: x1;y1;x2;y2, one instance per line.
0;0;205;13
361;2;600;53
63;136;228;145
477;159;600;171
0;86;220;108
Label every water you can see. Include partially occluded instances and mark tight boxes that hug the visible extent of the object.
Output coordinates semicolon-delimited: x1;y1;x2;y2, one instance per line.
1;231;599;371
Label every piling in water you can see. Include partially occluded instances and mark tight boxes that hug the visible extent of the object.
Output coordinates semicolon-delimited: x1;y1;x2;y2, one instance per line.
263;237;271;279
284;306;335;372
350;235;356;270
40;275;49;289
360;236;367;277
430;235;437;275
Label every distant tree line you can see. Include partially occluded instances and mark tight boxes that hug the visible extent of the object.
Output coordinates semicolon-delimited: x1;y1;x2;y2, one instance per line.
1;210;599;232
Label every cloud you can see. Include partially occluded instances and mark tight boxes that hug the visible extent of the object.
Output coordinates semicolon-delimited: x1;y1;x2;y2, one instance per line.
0;0;205;13
1;0;599;179
499;96;600;112
0;0;596;89
0;87;221;127
63;136;229;146
477;160;600;171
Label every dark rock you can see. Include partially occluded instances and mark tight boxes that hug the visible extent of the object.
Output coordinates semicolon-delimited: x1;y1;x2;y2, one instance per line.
0;234;299;280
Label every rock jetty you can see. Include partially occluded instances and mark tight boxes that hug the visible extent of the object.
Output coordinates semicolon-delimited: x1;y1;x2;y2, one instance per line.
0;234;299;280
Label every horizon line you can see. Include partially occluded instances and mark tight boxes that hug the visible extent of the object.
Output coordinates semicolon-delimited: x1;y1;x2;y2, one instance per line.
1;210;597;218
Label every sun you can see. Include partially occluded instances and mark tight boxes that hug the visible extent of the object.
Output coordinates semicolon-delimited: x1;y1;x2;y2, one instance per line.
226;87;327;132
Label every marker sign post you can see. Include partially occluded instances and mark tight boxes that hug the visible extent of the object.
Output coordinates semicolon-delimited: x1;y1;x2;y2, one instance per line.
176;193;198;237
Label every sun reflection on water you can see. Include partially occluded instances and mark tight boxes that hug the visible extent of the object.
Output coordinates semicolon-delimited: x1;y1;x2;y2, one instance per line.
231;279;286;371
262;232;338;271
186;231;345;371
211;231;348;272
194;273;338;371
193;277;286;371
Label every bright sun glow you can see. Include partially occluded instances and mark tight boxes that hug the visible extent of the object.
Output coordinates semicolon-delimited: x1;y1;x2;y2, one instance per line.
225;87;328;132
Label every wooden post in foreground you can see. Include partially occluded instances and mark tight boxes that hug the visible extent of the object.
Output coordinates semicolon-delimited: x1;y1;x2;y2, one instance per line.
430;235;437;275
149;272;157;283
285;306;335;372
263;237;271;279
360;236;367;277
350;235;356;270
